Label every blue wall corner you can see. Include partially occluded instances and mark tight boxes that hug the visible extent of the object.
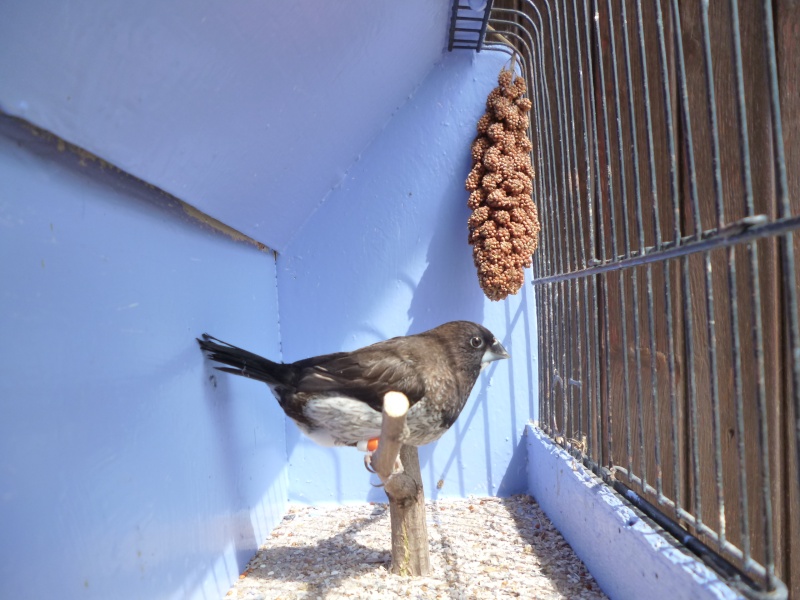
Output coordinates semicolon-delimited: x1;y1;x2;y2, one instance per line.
0;117;288;599
275;50;539;504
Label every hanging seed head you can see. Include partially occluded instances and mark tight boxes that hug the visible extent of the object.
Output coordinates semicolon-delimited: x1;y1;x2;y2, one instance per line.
465;69;541;301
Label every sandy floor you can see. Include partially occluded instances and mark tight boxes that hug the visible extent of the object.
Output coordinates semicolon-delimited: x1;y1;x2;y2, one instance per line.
226;495;608;599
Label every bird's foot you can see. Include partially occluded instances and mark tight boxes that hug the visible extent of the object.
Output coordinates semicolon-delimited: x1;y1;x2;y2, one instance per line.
358;438;380;473
364;452;377;473
358;438;403;475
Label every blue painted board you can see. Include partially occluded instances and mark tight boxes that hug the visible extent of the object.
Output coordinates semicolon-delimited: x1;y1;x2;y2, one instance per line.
0;0;452;252
0;117;287;600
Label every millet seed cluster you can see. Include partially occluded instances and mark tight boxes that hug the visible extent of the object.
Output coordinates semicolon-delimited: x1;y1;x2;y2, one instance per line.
466;69;540;301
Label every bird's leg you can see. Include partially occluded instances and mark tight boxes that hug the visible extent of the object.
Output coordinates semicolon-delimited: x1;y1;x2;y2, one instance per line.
359;438;403;474
358;438;380;473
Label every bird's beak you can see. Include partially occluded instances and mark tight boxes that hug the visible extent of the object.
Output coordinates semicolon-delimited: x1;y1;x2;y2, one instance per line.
482;339;510;363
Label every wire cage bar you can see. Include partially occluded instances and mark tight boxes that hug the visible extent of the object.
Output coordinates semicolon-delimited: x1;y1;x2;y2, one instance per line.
450;1;800;598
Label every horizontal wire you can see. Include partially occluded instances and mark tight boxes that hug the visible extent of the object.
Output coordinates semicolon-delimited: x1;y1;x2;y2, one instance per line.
531;215;799;286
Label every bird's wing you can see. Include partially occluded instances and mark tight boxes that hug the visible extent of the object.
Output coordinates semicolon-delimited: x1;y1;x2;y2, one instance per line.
294;347;428;412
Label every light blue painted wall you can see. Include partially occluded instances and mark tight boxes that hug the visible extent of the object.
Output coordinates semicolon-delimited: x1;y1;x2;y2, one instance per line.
276;50;539;504
0;0;451;252
0;117;287;600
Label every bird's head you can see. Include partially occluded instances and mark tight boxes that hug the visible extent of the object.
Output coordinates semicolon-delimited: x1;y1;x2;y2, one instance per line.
431;321;510;370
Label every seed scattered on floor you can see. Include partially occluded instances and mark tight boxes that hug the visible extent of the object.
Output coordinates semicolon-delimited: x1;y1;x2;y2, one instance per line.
227;495;607;599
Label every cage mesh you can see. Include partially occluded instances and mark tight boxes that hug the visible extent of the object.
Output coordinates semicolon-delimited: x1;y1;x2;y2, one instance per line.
450;1;800;598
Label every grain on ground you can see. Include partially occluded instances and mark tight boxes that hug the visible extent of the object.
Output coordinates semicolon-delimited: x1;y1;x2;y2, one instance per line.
227;495;607;600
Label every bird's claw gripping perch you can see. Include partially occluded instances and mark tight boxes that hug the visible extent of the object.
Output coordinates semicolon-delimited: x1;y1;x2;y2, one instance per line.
359;438;380;473
359;437;403;476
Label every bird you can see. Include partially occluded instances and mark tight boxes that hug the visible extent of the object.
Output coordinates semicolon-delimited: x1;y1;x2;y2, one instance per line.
197;321;509;452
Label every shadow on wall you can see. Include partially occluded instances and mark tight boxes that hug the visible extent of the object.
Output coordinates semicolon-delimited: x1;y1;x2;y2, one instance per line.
405;173;484;333
404;180;535;498
497;431;529;496
201;361;287;565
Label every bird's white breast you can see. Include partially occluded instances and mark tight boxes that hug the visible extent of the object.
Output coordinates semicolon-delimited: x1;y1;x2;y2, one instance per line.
294;395;453;448
300;396;384;446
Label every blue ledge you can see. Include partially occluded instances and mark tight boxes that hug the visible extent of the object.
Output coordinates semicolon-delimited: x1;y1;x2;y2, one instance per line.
525;423;743;600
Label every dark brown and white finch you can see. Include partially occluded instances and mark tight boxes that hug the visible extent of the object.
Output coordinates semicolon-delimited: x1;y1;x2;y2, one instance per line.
197;321;509;448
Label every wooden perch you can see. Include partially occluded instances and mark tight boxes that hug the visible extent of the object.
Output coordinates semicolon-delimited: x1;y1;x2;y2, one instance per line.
371;392;431;576
370;391;409;480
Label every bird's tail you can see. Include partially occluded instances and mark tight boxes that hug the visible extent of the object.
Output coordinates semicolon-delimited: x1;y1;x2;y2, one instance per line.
197;334;290;385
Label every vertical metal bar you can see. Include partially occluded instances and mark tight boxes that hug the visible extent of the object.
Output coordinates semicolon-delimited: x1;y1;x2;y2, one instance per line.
729;0;755;218
556;0;583;439
550;0;579;445
632;0;666;500
699;0;727;552
581;0;613;469
701;249;724;542
552;3;577;275
583;0;606;263
763;0;800;502
680;252;703;529
737;1;780;587
537;6;563;436
645;266;662;500
652;0;680;245
537;0;572;443
728;0;756;568
606;0;644;487
629;265;646;489
727;244;751;564
542;0;572;437
533;281;545;432
619;0;650;496
620;1;645;255
651;0;684;522
599;1;633;482
746;241;775;589
669;0;702;239
523;33;549;429
605;0;631;261
592;0;619;261
634;0;663;249
531;8;561;439
477;0;496;52
729;0;776;585
558;0;586;271
540;27;560;437
524;34;552;432
543;0;572;441
669;0;704;533
447;1;461;51
558;0;587;449
570;0;598;460
665;272;681;518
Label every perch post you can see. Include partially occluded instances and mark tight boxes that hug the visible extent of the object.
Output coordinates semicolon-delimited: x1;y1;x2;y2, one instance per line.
371;391;431;576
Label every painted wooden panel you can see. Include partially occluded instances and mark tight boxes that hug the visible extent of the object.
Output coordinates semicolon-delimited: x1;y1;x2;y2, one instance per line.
0;116;287;600
0;0;451;251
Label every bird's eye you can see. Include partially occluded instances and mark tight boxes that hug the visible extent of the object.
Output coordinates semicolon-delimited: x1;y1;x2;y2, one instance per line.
470;336;484;348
